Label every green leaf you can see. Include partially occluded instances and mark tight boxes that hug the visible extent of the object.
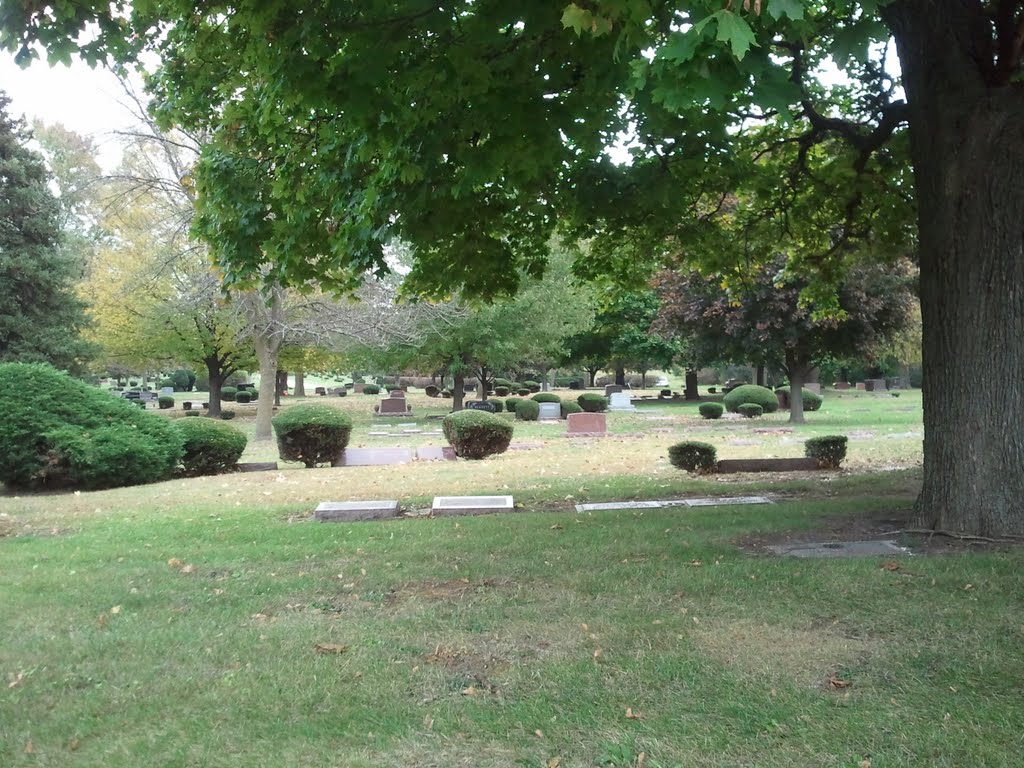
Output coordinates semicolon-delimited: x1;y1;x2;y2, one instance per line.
713;11;758;61
561;3;589;35
768;0;805;21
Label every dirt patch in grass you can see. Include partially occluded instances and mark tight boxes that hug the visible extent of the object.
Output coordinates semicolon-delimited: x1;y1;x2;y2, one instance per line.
692;617;879;691
734;505;1021;555
386;578;517;603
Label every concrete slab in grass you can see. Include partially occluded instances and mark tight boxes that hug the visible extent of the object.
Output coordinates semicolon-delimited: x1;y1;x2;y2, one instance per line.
769;540;910;558
236;462;279;473
574;496;771;513
315;500;400;522
431;495;514;516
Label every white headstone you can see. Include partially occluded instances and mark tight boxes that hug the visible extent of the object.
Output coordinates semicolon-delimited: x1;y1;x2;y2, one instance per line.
432;496;514;516
537;402;561;420
608;392;636;411
160;387;174;396
315;500;400;521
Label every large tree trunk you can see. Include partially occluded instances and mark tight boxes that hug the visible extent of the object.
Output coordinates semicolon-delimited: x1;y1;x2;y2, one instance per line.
294;370;305;397
886;6;1024;535
253;334;282;441
586;366;600;387
755;365;765;387
452;370;466;411
614;365;626;386
784;352;810;425
205;358;225;419
684;369;699;400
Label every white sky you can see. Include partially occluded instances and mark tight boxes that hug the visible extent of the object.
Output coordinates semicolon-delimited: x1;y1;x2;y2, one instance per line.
0;51;140;168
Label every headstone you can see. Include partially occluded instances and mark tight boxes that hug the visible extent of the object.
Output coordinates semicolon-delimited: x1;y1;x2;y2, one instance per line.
139;390;157;402
855;382;866;390
331;448;413;467
574;496;771;513
466;400;496;413
604;384;623;397
314;500;400;522
353;383;365;393
415;446;457;461
537;402;561;420
160;386;174;396
431;495;514;516
804;382;822;394
377;397;411;415
865;378;888;392
566;412;607;436
607;392;636;411
314;386;326;395
834;382;851;390
389;389;405;398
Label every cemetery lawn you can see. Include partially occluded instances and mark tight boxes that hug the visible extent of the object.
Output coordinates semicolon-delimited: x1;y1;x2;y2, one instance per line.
3;389;1023;766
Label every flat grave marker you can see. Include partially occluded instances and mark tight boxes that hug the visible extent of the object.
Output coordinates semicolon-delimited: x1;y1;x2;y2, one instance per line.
431;495;514;516
769;540;910;558
575;496;771;512
315;500;400;522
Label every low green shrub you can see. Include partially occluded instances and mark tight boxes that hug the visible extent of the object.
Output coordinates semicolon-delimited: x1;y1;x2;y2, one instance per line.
220;410;236;420
524;380;541;393
489;399;504;413
774;386;823;411
159;378;175;389
698;402;724;419
363;384;381;395
515;399;540;421
577;393;608;412
492;377;513;389
0;363;182;490
442;410;514;459
805;435;848;468
221;386;238;402
668;441;718;473
177;418;247;476
158;395;175;409
424;385;440;397
560;401;583;419
502;397;521;413
272;405;353;468
516;388;531;396
722;384;779;413
737;403;763;418
494;386;511;397
531;392;561;404
236;390;252;404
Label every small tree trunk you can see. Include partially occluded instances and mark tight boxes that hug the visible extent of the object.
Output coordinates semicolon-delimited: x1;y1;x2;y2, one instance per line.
587;366;600;387
479;365;489;401
206;359;225;419
540;364;550;391
253;335;281;441
684;369;699;400
294;370;306;397
452;371;466;411
756;365;766;387
785;351;810;425
614;365;626;386
275;370;288;406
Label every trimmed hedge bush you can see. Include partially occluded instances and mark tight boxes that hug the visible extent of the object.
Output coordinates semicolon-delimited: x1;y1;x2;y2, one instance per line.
805;435;848;468
531;392;561;404
442;410;514;459
560;401;583;419
737;403;763;418
698;402;724;419
494;385;510;397
492;377;513;389
236;390;252;404
774;386;823;411
220;410;236;420
272;405;353;468
440;389;453;398
524;380;541;393
515;399;541;421
516;388;531;396
0;363;183;490
505;397;524;414
668;441;718;473
158;395;175;409
577;393;608;412
489;399;504;413
177;418;247;476
221;386;238;402
722;384;779;414
424;385;439;397
363;384;381;395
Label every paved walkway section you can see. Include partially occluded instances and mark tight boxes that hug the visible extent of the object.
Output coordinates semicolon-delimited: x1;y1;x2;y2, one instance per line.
574;496;772;513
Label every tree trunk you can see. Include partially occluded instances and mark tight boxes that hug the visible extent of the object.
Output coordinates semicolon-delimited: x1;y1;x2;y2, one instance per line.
253;334;281;441
294;370;306;397
755;365;765;387
886;5;1024;535
275;369;288;406
614;365;626;386
478;365;488;401
540;364;550;391
684;369;699;400
205;358;225;419
784;351;810;425
586;366;600;387
452;370;465;411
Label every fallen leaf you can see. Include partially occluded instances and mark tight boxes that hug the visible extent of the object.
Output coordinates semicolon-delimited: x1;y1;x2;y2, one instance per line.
24;740;33;754
625;707;643;720
550;524;563;530
880;561;901;572
858;760;871;768
636;752;647;766
110;605;122;615
8;671;23;689
97;613;107;629
593;649;603;664
314;643;348;654
180;564;195;574
689;560;702;567
461;686;478;696
547;758;562;768
963;584;974;591
68;737;81;751
534;729;544;738
167;558;183;568
826;676;852;690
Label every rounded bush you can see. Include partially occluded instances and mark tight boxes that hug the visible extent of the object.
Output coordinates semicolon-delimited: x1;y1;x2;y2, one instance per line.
363;384;381;395
159;378;175;390
489;399;504;413
560;401;583;419
774;386;823;411
668;441;718;473
516;388;531;396
440;389;453;398
442;410;514;459
0;363;183;490
221;386;238;402
722;384;779;414
183;401;193;410
660;388;672;398
577;393;608;413
424;384;440;397
177;418;247;476
501;397;520;413
494;385;510;397
805;435;848;468
236;390;252;403
531;392;561;404
158;395;175;409
698;402;724;419
737;403;763;418
272;405;353;468
515;399;540;421
524;380;541;393
220;410;236;420
492;377;513;389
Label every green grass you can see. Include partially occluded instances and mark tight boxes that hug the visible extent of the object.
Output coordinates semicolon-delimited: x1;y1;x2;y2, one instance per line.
5;387;1022;766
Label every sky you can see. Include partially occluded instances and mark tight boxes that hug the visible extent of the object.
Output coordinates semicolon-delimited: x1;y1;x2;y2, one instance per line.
0;51;141;169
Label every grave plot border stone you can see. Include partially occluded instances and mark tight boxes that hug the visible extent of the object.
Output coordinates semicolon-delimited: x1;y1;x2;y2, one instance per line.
768;540;910;558
574;496;772;513
717;458;821;473
431;495;514;516
315;500;400;522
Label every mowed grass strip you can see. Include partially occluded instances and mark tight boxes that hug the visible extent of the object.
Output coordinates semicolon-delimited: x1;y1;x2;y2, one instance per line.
2;494;1023;767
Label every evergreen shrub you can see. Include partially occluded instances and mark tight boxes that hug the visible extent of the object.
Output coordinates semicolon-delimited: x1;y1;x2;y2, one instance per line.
577;393;608;412
442;410;513;459
805;435;848;468
177;418;247;476
737;403;763;418
722;384;779;413
698;402;724;419
272;405;353;468
158;395;175;409
560;401;583;419
668;441;718;473
531;393;561;404
515;399;540;421
774;386;823;411
363;384;381;395
221;386;238;402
